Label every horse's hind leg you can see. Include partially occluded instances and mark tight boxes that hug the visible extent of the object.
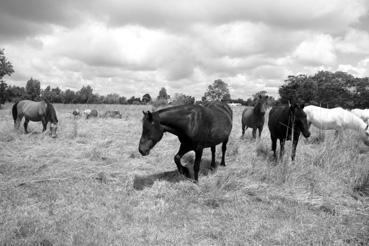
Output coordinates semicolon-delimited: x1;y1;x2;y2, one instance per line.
24;118;30;134
241;123;246;137
15;115;23;130
220;139;228;166
174;143;192;178
210;146;216;170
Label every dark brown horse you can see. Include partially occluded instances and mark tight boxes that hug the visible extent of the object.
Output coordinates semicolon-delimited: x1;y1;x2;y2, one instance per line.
268;103;310;161
241;95;268;138
138;101;233;182
12;100;58;138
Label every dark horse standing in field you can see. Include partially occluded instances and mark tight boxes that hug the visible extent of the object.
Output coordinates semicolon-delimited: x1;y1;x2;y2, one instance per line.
268;103;310;161
138;101;233;182
241;95;268;138
12;100;58;138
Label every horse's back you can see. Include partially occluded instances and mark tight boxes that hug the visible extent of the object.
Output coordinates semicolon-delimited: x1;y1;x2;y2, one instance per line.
194;102;233;144
304;105;346;129
17;100;46;121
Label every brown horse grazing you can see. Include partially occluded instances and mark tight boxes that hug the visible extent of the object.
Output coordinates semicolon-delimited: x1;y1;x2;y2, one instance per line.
102;110;122;119
12;100;58;138
138;101;233;182
241;95;268;138
268;103;310;161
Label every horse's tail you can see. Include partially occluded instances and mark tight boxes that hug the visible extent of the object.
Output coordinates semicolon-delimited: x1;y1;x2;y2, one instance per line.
12;101;19;124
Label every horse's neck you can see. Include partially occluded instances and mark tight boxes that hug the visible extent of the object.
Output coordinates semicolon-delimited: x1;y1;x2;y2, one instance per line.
158;107;191;135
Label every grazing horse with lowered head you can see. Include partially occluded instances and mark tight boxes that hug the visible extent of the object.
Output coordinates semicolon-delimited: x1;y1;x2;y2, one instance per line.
241;95;268;138
103;110;122;119
84;109;98;119
304;105;369;137
138;101;233;182
268;103;310;161
12;100;58;138
351;108;369;124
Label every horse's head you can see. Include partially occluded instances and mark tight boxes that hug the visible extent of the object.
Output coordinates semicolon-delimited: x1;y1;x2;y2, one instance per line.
365;124;369;137
291;103;310;138
139;111;164;156
254;95;268;116
46;102;58;138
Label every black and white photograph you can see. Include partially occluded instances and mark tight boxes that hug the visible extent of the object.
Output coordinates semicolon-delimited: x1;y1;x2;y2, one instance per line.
1;0;369;245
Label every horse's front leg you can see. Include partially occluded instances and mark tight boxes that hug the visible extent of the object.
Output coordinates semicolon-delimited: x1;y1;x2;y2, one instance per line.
279;139;285;160
220;139;228;166
291;133;300;161
42;118;47;132
210;146;216;170
193;147;204;182
24;118;30;133
258;126;263;138
174;143;192;178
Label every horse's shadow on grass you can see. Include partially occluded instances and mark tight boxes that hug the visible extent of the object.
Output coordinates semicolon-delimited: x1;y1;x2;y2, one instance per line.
133;155;216;190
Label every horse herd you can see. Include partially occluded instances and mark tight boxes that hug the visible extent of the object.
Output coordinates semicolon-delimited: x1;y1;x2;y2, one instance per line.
72;109;123;119
11;99;369;182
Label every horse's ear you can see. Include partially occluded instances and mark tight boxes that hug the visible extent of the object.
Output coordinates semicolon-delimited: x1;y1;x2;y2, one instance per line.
147;111;153;121
142;111;147;116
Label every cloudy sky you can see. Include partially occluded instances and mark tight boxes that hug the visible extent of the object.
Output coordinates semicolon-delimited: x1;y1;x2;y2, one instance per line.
1;0;369;99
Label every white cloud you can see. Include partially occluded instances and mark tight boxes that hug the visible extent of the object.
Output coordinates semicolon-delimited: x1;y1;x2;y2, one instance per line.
1;0;369;99
292;34;336;66
336;29;369;54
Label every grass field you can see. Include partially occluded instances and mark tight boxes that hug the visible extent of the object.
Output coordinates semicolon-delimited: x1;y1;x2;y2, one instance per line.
1;103;369;246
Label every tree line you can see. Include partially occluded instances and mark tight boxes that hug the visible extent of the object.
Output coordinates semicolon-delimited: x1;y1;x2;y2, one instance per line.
1;49;369;108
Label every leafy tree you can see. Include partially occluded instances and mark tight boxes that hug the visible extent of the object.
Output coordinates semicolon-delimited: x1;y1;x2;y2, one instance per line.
63;89;76;104
142;93;152;104
0;49;14;107
202;79;231;102
172;93;195;105
26;78;41;100
157;87;170;100
104;93;120;104
119;96;127;104
77;85;94;103
0;49;14;79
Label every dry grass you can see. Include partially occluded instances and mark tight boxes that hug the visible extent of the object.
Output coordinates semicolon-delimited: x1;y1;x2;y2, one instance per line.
0;103;369;246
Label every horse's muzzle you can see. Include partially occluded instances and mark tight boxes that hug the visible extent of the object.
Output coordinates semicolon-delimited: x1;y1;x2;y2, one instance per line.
139;147;150;156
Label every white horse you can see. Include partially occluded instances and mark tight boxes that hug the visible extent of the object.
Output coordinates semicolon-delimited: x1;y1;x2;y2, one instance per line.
303;105;369;137
351;108;369;124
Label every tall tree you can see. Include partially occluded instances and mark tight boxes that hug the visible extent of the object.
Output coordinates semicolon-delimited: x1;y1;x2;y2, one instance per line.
202;79;231;102
142;93;152;104
172;93;195;105
77;85;94;103
25;78;41;100
157;87;170;100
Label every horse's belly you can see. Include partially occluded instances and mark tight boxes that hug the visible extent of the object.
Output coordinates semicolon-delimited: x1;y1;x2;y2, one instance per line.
311;119;338;130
